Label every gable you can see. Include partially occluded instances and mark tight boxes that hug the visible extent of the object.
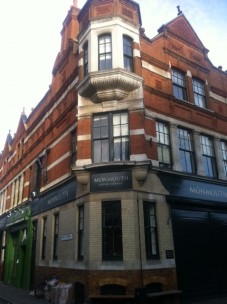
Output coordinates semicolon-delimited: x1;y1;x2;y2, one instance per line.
159;14;205;51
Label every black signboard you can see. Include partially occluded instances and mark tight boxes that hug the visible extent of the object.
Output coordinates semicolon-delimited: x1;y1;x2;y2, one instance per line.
159;173;227;203
0;216;6;231
31;179;76;216
91;171;132;192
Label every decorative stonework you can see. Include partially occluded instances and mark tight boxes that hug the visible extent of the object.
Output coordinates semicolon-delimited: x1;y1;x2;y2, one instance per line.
76;171;90;189
133;165;149;185
77;69;143;103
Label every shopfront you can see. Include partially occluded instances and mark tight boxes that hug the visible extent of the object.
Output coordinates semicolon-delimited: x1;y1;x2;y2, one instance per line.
159;172;227;301
3;204;33;289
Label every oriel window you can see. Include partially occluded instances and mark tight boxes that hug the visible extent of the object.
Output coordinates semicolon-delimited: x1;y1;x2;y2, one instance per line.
83;42;88;76
98;34;112;70
123;35;133;72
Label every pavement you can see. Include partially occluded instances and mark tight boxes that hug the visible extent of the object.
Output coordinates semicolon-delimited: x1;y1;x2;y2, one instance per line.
1;281;227;304
0;281;46;304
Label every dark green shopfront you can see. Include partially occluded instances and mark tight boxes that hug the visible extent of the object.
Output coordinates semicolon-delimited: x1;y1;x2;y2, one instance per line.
1;204;33;289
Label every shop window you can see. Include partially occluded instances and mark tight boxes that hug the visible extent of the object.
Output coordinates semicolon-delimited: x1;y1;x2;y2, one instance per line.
53;213;59;260
201;135;217;178
78;206;84;260
156;121;172;168
102;201;122;261
98;34;112;70
171;69;187;101
143;202;159;259
177;128;196;173
221;140;227;177
93;112;129;163
193;78;207;109
42;217;47;260
83;42;88;77
123;35;133;72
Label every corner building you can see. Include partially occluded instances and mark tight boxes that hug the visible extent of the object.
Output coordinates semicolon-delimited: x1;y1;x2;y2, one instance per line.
0;0;227;303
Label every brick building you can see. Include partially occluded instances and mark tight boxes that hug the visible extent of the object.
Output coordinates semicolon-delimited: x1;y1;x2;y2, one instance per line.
0;0;227;303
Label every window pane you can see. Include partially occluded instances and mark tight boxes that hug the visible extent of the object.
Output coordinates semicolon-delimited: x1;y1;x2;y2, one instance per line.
172;69;187;101
99;34;112;70
103;201;122;260
144;202;159;259
193;78;207;108
178;128;195;173
221;141;227;176
201;135;217;177
93;113;129;163
94;141;101;163
123;36;133;71
101;139;109;162
78;206;84;260
156;121;171;167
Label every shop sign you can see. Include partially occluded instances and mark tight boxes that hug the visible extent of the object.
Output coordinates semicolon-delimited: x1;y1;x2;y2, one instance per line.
90;171;132;192
159;173;227;203
0;216;6;230
6;205;30;227
31;179;76;215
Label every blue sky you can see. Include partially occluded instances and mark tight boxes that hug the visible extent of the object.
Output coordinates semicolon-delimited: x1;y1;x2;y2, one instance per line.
0;0;226;151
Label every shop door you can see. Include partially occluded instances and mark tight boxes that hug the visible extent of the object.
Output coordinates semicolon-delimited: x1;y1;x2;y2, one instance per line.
172;208;227;300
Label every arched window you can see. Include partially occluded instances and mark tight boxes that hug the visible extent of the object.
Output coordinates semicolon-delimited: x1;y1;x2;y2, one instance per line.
123;35;133;72
98;34;112;70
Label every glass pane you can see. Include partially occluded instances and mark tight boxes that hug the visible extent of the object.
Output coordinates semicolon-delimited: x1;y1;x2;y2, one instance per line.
113;125;120;137
113;114;120;125
121;125;128;136
101;126;108;138
102;139;109;162
94;141;101;163
121;138;129;160
93;128;101;139
106;43;111;53
99;44;105;54
162;146;170;163
93;116;101;127
114;138;121;161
